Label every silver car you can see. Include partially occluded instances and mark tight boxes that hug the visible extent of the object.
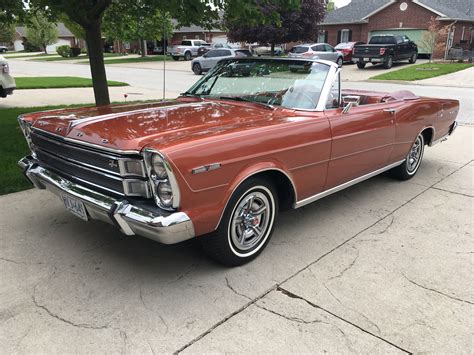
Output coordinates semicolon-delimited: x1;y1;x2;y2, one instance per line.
289;43;344;67
191;48;252;75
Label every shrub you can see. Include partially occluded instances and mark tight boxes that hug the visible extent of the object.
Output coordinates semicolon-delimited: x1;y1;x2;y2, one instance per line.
23;42;41;52
70;47;81;57
56;45;71;57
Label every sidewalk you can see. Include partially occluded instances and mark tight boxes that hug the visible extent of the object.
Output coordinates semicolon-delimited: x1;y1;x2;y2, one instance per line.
415;66;474;88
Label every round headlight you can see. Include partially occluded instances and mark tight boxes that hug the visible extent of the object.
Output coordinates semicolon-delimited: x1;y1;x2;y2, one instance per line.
157;181;173;207
152;155;168;180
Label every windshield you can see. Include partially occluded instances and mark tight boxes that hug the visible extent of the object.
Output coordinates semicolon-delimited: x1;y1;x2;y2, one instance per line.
369;36;395;45
335;43;352;49
290;46;309;54
185;59;330;110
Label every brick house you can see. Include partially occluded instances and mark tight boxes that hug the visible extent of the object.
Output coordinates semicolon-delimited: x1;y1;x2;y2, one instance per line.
319;0;474;58
13;23;78;53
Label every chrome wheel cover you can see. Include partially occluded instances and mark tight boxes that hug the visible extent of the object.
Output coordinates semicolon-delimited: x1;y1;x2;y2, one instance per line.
406;135;423;174
228;188;275;255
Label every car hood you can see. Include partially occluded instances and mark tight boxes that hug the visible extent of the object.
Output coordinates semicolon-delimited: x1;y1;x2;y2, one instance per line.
26;98;292;153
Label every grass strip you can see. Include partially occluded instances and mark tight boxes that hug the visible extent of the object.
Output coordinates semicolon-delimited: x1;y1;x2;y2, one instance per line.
371;63;473;81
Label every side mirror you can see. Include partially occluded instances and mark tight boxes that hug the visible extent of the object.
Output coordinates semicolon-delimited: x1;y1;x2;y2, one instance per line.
342;95;360;114
203;54;208;58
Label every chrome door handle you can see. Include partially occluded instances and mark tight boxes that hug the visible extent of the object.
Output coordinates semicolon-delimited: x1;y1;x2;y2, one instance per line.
383;108;396;114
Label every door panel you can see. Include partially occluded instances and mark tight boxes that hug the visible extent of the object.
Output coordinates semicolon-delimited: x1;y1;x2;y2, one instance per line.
324;103;400;189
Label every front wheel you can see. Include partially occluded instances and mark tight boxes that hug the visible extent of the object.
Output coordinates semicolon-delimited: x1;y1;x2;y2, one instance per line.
192;63;202;75
357;61;366;69
184;51;192;61
409;52;418;64
200;177;278;266
390;133;425;180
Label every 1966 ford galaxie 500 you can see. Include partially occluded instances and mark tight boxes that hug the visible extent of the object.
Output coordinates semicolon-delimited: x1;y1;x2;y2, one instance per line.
18;58;458;266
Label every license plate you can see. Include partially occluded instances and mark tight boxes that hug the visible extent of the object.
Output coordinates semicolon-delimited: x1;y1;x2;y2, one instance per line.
61;194;88;221
363;57;369;61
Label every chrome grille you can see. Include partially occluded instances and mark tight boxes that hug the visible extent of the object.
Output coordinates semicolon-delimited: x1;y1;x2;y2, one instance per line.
30;130;150;197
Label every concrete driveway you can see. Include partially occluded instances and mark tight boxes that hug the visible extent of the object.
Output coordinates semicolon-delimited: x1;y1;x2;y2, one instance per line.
1;127;472;353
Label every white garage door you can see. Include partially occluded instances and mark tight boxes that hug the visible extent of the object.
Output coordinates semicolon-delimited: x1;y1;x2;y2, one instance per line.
46;39;72;53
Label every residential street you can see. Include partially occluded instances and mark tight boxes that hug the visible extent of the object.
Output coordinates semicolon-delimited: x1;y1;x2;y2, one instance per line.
3;59;473;124
1;126;472;353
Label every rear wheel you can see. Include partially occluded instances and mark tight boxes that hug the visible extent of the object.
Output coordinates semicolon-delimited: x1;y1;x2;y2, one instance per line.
409;52;418;64
336;57;343;67
383;55;394;69
192;63;202;75
200;177;278;266
357;61;366;69
172;56;180;61
390;133;425;180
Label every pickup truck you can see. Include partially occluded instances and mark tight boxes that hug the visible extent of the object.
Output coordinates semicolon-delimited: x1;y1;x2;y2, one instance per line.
167;40;211;61
353;35;418;69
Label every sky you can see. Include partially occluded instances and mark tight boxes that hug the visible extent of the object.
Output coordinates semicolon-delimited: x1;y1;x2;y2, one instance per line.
334;0;351;8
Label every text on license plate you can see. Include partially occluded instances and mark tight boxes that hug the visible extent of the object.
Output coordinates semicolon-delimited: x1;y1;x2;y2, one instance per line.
61;194;88;221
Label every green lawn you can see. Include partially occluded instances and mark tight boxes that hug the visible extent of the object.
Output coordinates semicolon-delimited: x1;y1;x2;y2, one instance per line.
15;76;129;89
371;63;473;81
0;107;56;195
104;55;167;64
32;53;127;62
3;53;57;59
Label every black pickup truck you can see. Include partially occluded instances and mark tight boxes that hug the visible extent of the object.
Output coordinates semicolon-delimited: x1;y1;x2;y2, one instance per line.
353;35;418;69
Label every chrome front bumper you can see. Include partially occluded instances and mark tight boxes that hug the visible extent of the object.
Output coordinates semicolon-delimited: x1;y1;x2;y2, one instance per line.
18;156;195;244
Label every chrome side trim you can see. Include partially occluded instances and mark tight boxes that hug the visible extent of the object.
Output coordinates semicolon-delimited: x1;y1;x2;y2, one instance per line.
214;168;298;230
19;156;195;245
294;160;405;209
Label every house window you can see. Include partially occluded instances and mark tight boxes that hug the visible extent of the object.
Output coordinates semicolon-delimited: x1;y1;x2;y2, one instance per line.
183;35;187;40
195;35;200;39
341;29;350;43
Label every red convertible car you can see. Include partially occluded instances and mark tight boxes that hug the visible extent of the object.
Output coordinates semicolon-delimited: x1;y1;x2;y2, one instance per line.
18;58;458;266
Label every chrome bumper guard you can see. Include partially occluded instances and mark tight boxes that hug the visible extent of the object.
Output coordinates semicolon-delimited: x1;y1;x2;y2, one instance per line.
18;156;195;244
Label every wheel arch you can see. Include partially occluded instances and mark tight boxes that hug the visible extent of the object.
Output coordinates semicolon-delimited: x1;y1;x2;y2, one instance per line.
214;165;297;230
421;126;435;145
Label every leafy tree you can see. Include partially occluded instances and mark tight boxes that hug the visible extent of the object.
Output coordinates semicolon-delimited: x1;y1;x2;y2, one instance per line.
102;2;174;57
0;22;16;44
0;0;25;23
225;0;326;55
326;1;336;12
420;17;449;64
26;10;58;54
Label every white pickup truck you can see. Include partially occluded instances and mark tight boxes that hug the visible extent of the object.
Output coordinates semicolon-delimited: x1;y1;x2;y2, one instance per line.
168;40;210;61
0;56;16;98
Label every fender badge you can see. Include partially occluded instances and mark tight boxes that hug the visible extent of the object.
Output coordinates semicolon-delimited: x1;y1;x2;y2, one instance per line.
102;139;109;144
192;163;221;174
76;132;84;137
55;127;62;132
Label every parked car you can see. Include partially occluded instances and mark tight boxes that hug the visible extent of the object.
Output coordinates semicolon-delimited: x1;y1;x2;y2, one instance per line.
197;43;234;57
252;45;284;56
335;42;365;63
0;56;16;98
289;43;344;67
167;40;211;61
18;58;458;266
0;46;8;53
191;48;252;74
353;34;418;69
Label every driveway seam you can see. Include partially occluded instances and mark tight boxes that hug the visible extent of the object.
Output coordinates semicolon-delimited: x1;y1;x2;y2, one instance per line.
277;286;412;354
174;159;472;353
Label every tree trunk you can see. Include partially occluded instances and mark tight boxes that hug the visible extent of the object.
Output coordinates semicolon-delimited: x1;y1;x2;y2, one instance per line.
271;43;275;56
85;20;110;106
140;39;147;57
43;44;48;54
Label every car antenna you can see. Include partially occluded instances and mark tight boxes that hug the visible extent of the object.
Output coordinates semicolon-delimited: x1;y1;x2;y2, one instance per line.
163;22;166;100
